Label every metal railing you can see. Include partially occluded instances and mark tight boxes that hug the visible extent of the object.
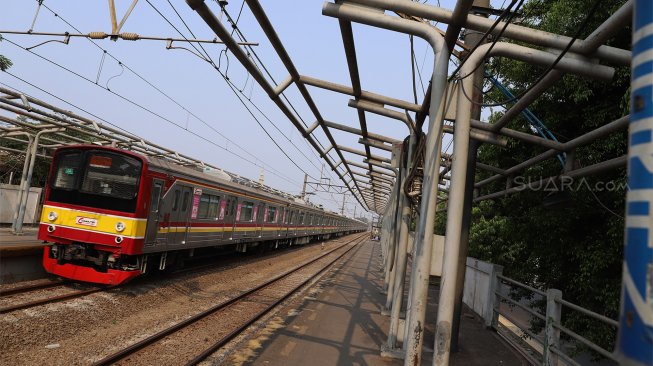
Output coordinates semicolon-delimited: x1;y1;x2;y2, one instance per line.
493;274;619;366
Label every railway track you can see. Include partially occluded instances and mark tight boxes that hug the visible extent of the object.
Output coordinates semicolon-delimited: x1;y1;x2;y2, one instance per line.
0;234;363;316
0;279;69;297
0;282;111;314
93;232;367;366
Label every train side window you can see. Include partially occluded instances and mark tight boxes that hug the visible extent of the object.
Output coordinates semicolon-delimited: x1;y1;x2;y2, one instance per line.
198;194;220;219
240;201;254;221
172;190;180;211
299;211;305;225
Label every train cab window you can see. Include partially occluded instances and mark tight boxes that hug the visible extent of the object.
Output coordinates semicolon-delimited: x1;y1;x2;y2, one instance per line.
240;201;254;221
172;190;180;211
198;194;220;219
267;207;277;223
81;152;141;199
49;149;143;213
53;151;83;190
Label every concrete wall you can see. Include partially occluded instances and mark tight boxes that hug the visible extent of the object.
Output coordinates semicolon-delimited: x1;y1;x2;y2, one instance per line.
463;257;501;327
0;184;42;224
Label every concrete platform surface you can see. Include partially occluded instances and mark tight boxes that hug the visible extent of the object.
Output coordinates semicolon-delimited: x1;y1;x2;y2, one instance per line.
245;239;527;366
0;227;47;284
0;227;44;251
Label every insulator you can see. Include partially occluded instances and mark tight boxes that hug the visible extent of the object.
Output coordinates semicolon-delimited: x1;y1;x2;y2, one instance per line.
120;32;139;41
88;32;108;39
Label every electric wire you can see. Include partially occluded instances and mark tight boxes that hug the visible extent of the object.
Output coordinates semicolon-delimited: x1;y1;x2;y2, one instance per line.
214;1;340;179
448;0;522;82
212;1;343;186
145;0;316;182
35;0;292;183
166;0;345;190
457;0;603;107
0;73;297;185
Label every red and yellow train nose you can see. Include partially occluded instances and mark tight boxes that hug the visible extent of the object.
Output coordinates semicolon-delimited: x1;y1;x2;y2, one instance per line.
38;205;147;252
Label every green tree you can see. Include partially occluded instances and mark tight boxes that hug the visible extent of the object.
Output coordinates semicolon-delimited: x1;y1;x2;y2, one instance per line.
0;35;13;71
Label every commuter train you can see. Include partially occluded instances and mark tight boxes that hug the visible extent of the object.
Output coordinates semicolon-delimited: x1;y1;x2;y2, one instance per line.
38;145;366;285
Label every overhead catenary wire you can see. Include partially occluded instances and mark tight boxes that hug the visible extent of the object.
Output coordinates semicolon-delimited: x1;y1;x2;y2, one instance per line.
145;0;318;182
2;39;299;184
212;0;343;184
32;0;293;184
0;73;298;187
163;0;352;194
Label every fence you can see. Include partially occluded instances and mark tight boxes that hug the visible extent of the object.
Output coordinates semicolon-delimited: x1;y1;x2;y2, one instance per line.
463;257;619;366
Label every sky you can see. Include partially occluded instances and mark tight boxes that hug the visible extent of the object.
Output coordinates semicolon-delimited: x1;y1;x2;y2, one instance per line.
0;0;486;218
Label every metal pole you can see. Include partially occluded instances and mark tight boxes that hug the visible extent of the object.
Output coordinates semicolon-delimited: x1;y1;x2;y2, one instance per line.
616;0;653;364
386;134;416;352
11;134;34;233
186;0;369;211
301;173;308;200
13;129;62;234
451;1;488;350
385;143;407;311
433;40;614;366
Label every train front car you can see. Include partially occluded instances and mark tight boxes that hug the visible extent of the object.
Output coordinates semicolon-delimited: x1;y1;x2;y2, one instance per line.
38;146;149;285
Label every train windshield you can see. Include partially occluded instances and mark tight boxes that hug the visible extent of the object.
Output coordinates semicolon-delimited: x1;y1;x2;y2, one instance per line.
49;149;143;213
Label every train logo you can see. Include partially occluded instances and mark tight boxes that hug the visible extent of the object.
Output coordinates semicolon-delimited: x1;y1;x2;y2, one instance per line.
75;216;98;227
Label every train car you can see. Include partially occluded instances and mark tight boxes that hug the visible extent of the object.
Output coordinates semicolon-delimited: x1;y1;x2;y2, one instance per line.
38;145;366;285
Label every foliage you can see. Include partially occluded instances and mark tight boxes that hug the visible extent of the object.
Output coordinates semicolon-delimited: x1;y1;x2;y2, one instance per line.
0;35;13;71
462;0;630;356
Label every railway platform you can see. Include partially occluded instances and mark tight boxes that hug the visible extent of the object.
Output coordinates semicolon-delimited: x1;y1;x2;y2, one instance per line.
235;239;527;366
0;227;47;283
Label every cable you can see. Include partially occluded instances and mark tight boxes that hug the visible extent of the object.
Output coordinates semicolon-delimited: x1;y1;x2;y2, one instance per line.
449;0;523;82
146;0;315;180
35;1;294;184
214;1;345;187
170;0;342;188
458;0;603;107
36;2;296;183
0;73;297;186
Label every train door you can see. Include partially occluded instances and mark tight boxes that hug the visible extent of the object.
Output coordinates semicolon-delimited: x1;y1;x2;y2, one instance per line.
255;203;263;237
262;204;270;238
144;179;164;246
282;208;290;238
168;186;192;245
274;207;282;238
228;196;237;240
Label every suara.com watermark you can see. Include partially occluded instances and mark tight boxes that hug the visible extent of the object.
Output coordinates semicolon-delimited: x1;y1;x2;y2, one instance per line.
512;176;628;192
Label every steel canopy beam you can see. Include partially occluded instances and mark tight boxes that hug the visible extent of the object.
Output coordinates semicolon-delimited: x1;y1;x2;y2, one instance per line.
300;75;421;112
187;0;369;210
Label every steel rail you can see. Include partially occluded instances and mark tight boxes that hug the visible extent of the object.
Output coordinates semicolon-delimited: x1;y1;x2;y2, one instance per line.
0;285;113;314
186;234;368;365
92;233;367;366
0;280;69;297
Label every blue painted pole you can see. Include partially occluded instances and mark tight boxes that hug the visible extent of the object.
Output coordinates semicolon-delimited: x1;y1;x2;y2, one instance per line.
617;0;653;364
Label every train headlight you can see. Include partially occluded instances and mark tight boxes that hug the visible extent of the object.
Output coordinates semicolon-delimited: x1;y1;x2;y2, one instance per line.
47;211;58;221
115;222;125;232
